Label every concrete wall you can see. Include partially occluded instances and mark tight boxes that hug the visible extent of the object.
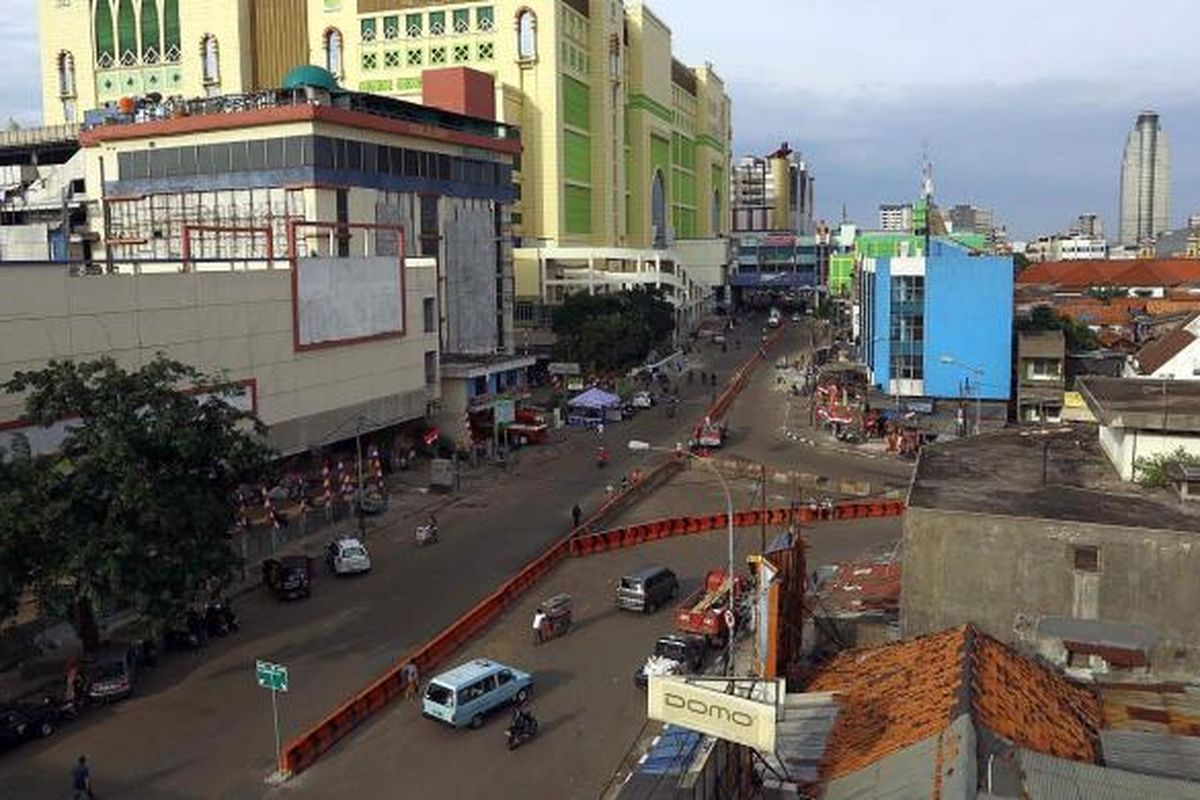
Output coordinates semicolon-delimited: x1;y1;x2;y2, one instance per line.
901;505;1200;679
1099;424;1200;481
0;261;438;455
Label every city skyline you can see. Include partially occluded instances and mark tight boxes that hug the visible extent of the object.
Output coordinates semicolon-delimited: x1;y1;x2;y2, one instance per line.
3;0;1199;238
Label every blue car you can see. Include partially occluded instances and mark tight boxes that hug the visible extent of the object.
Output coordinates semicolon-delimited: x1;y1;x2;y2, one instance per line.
421;659;533;729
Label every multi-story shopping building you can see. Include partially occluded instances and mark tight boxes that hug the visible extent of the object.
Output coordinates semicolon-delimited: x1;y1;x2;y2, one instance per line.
730;144;813;236
1119;110;1171;247
3;71;524;453
38;1;733;323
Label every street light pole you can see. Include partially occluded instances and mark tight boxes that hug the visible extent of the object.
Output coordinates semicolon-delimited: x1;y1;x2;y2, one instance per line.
940;355;985;436
629;440;736;676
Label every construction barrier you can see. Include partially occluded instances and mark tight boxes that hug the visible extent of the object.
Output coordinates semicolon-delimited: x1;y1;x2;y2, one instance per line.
568;499;907;557
279;323;787;777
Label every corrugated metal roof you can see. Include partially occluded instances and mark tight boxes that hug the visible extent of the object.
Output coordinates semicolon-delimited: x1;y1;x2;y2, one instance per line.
823;714;976;800
1101;730;1200;782
617;726;706;800
766;692;841;784
1016;748;1200;800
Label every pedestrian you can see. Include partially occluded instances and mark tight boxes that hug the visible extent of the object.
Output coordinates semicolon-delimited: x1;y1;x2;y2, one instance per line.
596;421;605;438
402;662;420;701
532;608;547;644
572;503;582;529
71;755;94;799
620;475;630;493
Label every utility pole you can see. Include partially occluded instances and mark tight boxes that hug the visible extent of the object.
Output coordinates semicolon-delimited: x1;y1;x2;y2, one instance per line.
355;417;366;537
760;462;768;553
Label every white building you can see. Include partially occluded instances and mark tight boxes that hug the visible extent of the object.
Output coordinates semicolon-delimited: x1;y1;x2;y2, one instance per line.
1119;111;1171;247
1025;234;1108;262
1126;314;1200;380
1080;376;1200;483
878;203;913;232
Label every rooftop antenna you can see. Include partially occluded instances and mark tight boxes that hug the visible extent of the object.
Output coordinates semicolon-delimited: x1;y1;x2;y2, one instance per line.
921;145;933;257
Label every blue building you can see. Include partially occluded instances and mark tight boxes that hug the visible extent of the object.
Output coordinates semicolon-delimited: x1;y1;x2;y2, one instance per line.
860;240;1013;401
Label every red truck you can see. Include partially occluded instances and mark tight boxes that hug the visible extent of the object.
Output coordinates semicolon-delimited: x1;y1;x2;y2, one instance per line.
675;569;746;646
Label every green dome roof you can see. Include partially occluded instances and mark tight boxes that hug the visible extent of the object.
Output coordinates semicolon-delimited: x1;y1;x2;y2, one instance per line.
282;65;339;92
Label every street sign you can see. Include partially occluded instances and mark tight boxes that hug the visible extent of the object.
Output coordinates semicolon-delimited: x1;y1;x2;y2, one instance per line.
256;660;289;693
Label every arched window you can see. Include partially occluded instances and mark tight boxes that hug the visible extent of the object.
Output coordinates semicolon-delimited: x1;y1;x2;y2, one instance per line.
651;170;666;242
201;35;220;84
516;10;536;60
163;0;181;61
57;52;76;97
324;28;344;76
711;190;721;234
94;0;115;67
116;0;137;66
140;0;161;63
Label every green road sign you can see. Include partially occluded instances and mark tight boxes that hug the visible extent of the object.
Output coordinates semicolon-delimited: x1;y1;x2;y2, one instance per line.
256;659;289;693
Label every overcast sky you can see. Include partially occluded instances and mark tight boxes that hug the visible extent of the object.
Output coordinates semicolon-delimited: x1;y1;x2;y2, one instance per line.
4;0;1198;238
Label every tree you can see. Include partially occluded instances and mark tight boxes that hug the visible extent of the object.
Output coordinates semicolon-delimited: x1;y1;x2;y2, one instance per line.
1;356;273;649
1134;447;1200;489
551;288;676;371
1018;304;1100;352
1012;252;1031;273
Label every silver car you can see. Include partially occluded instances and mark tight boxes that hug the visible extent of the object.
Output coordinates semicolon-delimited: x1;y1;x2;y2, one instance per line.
326;537;372;576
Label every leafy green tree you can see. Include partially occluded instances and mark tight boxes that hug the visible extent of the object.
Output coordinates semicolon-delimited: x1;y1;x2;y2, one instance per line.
1018;304;1100;352
552;288;676;371
1134;447;1200;488
2;356;273;650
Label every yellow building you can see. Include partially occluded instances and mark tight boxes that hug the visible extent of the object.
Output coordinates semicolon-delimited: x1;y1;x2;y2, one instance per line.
41;0;731;314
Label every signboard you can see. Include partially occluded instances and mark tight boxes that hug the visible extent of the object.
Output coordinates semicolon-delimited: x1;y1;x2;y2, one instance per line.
494;399;516;425
548;362;582;376
566;377;585;391
647;676;777;751
256;660;288;692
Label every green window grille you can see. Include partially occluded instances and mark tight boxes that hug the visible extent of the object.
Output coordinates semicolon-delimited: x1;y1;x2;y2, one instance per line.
429;11;445;36
477;6;494;31
116;0;137;65
95;0;115;64
383;15;399;39
140;0;160;62
361;18;377;42
478;41;494;60
562;76;590;130
564;130;591;183
163;0;180;59
452;44;469;63
406;13;422;37
565;186;592;234
429;46;446;64
452;9;470;34
384;50;401;68
407;48;423;66
362;51;378;70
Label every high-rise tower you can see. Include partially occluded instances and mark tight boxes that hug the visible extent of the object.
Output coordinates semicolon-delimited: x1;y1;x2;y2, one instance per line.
1119;111;1171;246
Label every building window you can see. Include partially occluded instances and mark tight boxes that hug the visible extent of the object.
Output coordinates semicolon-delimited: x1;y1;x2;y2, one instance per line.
478;41;494;61
429;46;446;64
361;17;377;42
380;14;398;40
407;48;423;66
452;9;470;34
419;194;439;257
711;190;720;233
163;0;181;61
116;0;137;66
890;353;924;381
424;350;438;386
57;52;76;97
384;50;401;68
140;0;161;63
95;0;116;67
1026;358;1061;380
423;297;436;333
324;28;344;76
1073;545;1100;572
362;51;378;71
651;170;666;243
477;6;494;31
516;9;537;60
429;11;445;36
200;34;220;85
452;44;469;63
406;13;422;38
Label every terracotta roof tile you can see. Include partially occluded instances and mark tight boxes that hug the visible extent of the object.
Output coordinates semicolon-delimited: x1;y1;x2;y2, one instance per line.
804;625;1101;780
1133;316;1199;375
1018;259;1200;289
1099;683;1200;737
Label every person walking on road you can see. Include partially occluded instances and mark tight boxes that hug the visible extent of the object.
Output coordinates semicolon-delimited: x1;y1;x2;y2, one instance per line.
571;503;582;529
402;662;420;701
72;755;94;799
532;608;547;644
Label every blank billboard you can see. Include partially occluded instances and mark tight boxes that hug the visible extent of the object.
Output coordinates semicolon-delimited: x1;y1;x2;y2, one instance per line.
294;255;404;349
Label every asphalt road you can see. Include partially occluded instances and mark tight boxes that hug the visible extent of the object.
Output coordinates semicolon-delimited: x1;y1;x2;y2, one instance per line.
0;323;762;800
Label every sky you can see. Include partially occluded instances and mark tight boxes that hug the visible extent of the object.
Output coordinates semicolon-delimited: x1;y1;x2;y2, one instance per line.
3;0;1198;239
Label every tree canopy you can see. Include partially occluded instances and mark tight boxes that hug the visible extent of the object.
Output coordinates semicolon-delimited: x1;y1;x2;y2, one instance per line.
551;288;676;371
0;356;272;647
1017;304;1100;352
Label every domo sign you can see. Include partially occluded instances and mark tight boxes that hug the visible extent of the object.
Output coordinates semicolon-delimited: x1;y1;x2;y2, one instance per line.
647;676;777;751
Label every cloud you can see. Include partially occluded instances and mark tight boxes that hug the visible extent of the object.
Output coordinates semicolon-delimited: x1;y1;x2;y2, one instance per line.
730;79;1200;238
0;0;40;124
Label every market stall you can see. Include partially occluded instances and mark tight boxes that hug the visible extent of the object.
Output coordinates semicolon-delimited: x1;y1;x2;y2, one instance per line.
567;387;623;427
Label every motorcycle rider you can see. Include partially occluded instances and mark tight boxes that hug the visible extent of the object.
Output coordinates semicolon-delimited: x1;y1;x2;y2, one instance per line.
510;704;537;739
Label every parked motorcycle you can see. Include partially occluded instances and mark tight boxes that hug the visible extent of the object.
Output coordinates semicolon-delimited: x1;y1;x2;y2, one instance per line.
165;609;207;652
204;599;239;637
505;708;539;751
